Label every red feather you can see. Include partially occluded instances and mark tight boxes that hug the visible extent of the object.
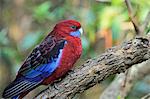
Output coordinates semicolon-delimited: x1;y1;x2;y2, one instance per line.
42;36;82;84
42;20;82;85
3;20;83;99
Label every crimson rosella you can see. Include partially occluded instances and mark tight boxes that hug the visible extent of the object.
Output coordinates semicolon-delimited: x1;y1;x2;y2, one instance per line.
3;20;83;99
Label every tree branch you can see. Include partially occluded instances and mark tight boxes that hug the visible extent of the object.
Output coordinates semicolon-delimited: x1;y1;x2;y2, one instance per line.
35;35;150;99
99;2;150;98
99;60;150;99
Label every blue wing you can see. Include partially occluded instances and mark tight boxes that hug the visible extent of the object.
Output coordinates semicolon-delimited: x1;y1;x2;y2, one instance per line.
3;36;66;98
19;36;66;82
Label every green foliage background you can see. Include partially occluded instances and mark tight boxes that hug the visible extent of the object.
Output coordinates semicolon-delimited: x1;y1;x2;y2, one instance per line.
0;0;150;98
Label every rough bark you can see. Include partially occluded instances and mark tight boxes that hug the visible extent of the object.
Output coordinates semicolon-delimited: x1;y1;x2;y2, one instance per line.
35;36;150;99
99;59;150;99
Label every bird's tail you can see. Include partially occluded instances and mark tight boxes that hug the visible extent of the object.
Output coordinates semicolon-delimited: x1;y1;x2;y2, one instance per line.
11;91;29;99
3;78;40;99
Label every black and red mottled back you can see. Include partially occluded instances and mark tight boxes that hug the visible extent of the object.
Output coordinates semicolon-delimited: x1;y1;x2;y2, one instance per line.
3;20;83;99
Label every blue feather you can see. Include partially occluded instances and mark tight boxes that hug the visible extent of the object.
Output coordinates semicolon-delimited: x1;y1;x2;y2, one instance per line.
24;45;64;82
25;70;42;78
12;95;19;99
70;29;81;37
2;37;66;98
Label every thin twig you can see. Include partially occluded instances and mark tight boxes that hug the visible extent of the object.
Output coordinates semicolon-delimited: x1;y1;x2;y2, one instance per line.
125;0;141;35
100;60;150;99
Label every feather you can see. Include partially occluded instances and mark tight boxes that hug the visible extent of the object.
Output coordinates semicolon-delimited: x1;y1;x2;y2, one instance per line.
12;95;19;99
18;36;66;81
3;79;40;98
3;20;83;99
3;36;66;98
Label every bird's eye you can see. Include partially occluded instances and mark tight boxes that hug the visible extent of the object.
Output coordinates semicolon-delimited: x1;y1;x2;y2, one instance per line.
70;25;77;30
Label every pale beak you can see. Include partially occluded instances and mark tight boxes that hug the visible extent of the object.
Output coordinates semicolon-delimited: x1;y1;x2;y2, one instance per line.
79;28;83;35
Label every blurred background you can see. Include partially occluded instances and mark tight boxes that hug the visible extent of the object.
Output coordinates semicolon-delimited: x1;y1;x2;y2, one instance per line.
0;0;150;99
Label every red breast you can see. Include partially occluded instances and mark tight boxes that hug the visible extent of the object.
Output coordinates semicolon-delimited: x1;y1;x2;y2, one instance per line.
42;36;82;85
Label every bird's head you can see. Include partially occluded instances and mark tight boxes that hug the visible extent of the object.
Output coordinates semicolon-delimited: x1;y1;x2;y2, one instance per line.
53;20;83;38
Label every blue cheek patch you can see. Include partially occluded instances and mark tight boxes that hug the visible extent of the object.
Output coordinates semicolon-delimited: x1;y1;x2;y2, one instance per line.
70;30;81;37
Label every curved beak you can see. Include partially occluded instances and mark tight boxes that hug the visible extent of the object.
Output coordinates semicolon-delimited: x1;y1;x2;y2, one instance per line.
79;28;83;35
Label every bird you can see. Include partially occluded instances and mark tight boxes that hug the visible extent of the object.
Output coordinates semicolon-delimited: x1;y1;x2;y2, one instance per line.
2;20;83;99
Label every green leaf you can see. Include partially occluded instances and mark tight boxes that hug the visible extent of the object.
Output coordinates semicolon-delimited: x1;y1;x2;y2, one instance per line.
33;1;51;22
117;95;121;99
112;0;123;6
1;47;17;59
100;7;120;28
